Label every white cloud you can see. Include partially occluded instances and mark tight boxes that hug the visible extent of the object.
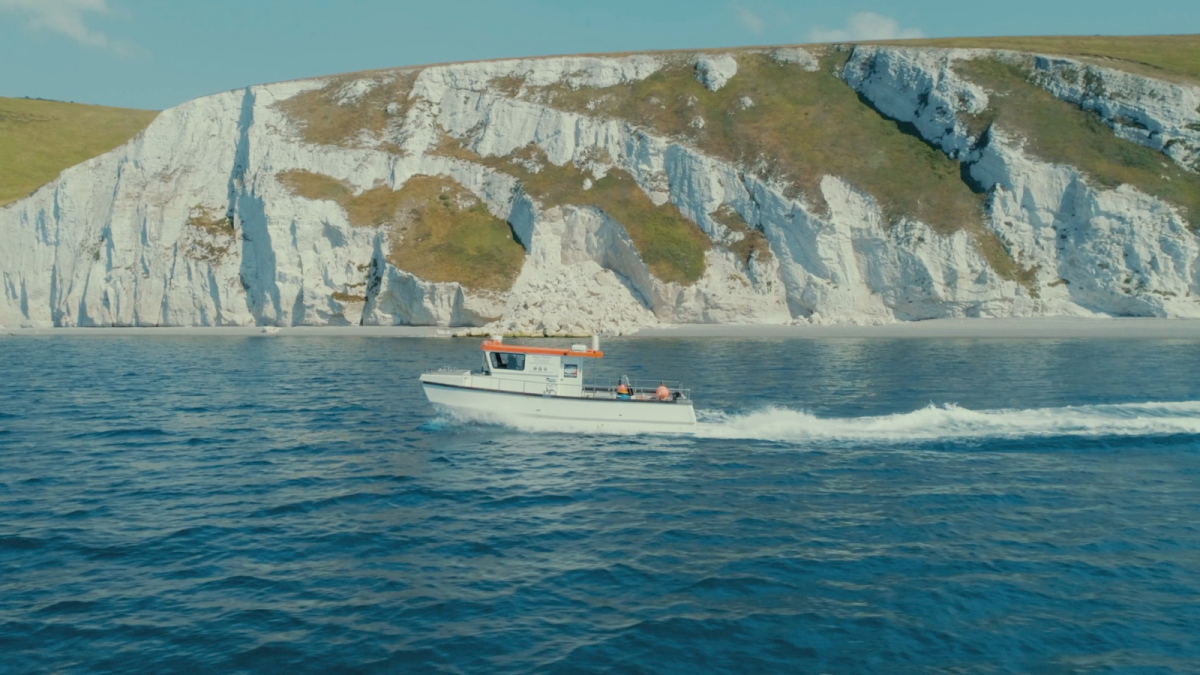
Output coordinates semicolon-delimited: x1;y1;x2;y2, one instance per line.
0;0;132;54
807;12;924;43
731;3;765;35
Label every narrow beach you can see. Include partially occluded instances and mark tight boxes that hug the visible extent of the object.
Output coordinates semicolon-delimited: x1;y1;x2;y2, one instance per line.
6;317;1200;339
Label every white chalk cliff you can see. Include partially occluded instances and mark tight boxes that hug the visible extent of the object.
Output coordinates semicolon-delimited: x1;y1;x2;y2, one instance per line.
3;44;1199;332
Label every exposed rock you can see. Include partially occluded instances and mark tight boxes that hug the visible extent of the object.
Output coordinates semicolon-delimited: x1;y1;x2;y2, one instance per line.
694;54;739;92
1028;55;1200;172
2;45;1198;331
843;46;1200;318
770;47;820;72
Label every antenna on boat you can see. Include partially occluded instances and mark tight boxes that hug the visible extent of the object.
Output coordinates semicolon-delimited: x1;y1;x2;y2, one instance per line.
591;335;599;352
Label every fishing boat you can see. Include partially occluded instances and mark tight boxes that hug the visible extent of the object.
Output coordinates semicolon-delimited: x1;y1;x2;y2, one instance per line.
420;336;696;434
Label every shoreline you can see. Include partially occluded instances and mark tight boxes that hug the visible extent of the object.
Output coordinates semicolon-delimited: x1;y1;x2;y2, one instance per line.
634;317;1200;339
0;325;447;338
5;317;1200;339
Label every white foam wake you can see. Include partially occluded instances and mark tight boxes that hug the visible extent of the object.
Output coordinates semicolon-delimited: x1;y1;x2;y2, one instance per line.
694;401;1200;443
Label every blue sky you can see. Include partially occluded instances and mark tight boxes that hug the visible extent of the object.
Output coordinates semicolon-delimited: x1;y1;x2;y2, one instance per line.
1;0;1197;110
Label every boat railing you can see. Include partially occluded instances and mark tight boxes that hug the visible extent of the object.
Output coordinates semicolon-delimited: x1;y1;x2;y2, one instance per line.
582;378;691;401
422;369;692;401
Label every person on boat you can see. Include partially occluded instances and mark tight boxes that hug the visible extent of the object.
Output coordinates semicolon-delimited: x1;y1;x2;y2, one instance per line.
656;383;670;401
614;372;633;398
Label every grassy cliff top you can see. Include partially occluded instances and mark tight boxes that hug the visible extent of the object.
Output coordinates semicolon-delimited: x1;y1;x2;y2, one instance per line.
0;97;158;207
4;36;1196;212
877;34;1200;85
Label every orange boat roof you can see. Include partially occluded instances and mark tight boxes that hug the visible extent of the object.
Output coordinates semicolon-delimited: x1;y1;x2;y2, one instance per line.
481;339;603;358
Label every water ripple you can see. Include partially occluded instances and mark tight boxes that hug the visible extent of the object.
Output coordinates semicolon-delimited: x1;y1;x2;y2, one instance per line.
2;336;1200;673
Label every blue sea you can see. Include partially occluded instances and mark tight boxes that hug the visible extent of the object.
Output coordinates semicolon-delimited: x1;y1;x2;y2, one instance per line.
2;335;1200;674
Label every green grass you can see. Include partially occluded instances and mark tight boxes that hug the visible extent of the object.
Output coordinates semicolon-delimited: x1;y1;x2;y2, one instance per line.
529;52;985;232
278;170;525;291
184;206;235;263
574;170;711;284
387;175;526;292
0;97;158;207
273;72;415;151
522;52;1031;285
957;58;1200;228
876;35;1200;86
436;139;711;284
187;206;232;235
278;170;404;227
508;150;710;285
711;205;771;265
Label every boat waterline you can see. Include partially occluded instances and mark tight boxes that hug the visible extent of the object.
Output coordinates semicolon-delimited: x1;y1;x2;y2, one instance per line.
423;381;697;434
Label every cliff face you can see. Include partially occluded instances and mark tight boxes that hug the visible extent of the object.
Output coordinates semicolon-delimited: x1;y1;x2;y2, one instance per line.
3;43;1200;332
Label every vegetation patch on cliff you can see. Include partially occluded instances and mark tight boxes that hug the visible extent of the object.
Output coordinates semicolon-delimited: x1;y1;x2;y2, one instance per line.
886;35;1200;86
711;205;772;266
274;71;417;152
331;291;366;303
184;206;235;264
516;153;710;285
438;139;710;284
278;170;407;227
387;175;525;292
958;58;1200;228
278;170;524;291
0;97;158;207
525;52;985;235
517;52;1037;285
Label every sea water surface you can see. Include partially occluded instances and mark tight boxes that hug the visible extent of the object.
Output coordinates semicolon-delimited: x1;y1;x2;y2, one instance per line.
2;335;1199;674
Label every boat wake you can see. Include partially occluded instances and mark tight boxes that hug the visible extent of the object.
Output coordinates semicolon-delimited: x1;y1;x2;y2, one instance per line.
431;400;1200;442
695;400;1200;443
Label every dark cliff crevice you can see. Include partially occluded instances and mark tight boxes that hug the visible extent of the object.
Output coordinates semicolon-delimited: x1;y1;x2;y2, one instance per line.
229;88;282;325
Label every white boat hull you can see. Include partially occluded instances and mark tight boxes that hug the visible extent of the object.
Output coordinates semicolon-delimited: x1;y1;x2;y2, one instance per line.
421;378;697;435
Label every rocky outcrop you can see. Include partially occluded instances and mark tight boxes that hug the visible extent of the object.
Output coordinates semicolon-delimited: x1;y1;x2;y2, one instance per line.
844;46;1200;319
694;54;739;91
2;44;1199;332
1030;56;1200;173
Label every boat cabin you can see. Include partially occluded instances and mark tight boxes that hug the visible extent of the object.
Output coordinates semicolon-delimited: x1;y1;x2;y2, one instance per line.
478;337;603;398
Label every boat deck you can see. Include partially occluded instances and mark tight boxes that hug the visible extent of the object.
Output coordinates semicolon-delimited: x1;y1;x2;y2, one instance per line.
582;379;691;401
421;370;692;403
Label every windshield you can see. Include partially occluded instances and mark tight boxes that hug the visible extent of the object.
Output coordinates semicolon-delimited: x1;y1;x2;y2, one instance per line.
489;352;525;371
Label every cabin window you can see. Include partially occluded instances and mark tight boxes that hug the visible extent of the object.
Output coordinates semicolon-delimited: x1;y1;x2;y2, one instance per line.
489;352;525;371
